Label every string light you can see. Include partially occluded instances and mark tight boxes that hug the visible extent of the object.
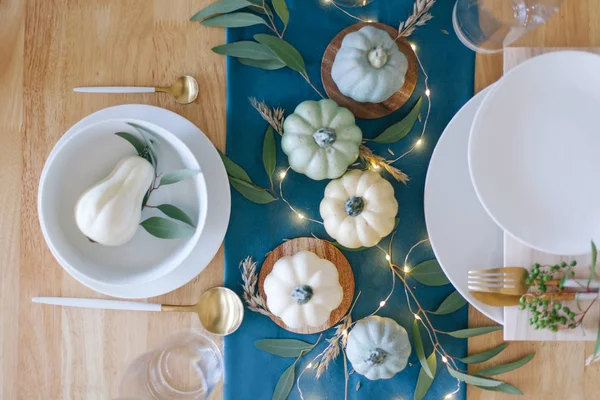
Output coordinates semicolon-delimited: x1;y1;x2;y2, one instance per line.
442;356;448;363
404;265;410;273
279;170;287;179
307;363;313;369
297;213;305;220
410;43;417;51
415;139;423;147
385;254;391;261
414;314;421;320
444;395;454;400
372;163;381;170
425;88;431;97
379;300;386;307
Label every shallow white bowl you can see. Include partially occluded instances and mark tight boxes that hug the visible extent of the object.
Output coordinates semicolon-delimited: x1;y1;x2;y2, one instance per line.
39;118;207;286
469;51;600;255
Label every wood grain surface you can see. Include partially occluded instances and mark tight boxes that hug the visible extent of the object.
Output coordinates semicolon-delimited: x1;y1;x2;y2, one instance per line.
1;0;599;399
321;22;418;119
468;1;600;399
0;0;226;399
257;237;355;334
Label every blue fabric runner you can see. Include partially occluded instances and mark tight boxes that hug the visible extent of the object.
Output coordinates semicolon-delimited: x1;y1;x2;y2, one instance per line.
223;1;474;398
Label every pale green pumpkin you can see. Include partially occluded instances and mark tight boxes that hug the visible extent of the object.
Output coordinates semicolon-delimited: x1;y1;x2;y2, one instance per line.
281;99;362;180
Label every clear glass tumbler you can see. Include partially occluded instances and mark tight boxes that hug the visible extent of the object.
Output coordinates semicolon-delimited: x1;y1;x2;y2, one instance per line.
119;331;223;400
452;0;561;53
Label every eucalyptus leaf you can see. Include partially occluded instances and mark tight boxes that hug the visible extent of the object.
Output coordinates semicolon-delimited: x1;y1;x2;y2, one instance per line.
414;352;437;400
413;319;433;379
446;366;502;388
272;363;295;400
255;339;314;358
589;241;597;289
272;0;289;26
476;353;535;376
254;34;306;75
432;290;467;315
475;382;523;395
115;132;145;154
595;318;600;358
371;97;423;144
159;169;200;186
409;259;450;286
230;177;277;204
140;217;195;239
459;343;508;364
247;0;273;16
238;57;286;70
127;122;158;170
213;41;276;60
262;126;276;178
446;326;503;338
218;150;252;182
156;204;195;227
201;12;267;27
190;0;252;20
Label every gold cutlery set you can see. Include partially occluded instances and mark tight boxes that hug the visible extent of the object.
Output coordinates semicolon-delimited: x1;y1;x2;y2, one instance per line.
468;267;599;307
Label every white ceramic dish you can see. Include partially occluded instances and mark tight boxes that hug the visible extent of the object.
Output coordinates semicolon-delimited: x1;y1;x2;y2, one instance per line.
39;119;207;286
425;86;504;324
469;51;600;255
41;105;230;298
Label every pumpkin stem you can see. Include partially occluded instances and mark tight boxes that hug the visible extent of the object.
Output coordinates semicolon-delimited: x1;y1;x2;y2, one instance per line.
345;197;365;217
291;285;314;305
366;348;388;365
313;128;337;148
368;46;388;69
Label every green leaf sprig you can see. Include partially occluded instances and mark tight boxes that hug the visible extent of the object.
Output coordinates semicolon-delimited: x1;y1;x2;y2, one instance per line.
115;123;200;240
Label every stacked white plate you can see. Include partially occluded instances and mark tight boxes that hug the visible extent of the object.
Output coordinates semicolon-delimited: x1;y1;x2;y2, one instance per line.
425;51;600;324
38;105;231;299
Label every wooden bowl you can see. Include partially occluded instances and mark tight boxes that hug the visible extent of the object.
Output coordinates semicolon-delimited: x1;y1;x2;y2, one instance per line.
321;22;418;119
258;237;355;334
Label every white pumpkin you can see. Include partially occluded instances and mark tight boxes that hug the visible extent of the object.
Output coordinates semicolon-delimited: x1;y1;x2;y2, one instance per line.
346;316;411;380
331;26;409;103
263;251;343;329
281;99;362;181
320;169;398;249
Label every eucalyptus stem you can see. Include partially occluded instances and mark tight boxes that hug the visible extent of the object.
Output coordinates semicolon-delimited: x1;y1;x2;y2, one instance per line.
262;0;283;38
300;72;325;99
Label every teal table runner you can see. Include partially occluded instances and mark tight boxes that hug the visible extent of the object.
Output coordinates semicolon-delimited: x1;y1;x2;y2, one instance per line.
223;1;474;398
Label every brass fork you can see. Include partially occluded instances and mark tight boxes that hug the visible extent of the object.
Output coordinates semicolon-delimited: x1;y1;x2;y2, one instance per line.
468;266;600;296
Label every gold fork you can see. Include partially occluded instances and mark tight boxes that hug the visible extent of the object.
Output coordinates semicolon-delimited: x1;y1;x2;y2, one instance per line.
468;266;599;296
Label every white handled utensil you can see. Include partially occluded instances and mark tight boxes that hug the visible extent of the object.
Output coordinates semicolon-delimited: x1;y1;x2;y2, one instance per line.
74;75;199;104
32;287;244;335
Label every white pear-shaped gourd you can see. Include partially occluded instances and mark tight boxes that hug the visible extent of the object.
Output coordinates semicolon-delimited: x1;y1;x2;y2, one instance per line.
75;156;154;246
281;99;362;181
320;170;398;249
264;251;343;329
331;26;409;103
346;316;411;380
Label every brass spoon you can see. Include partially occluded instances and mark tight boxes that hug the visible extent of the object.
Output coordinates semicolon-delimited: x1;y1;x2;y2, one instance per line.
32;286;244;336
73;75;199;104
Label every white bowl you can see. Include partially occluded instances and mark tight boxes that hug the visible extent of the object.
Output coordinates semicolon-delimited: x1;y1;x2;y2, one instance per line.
38;118;207;286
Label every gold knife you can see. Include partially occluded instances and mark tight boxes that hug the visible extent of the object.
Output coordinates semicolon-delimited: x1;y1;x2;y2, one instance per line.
470;291;598;307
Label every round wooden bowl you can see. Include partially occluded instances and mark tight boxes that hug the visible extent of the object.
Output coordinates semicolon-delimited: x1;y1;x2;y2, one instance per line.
258;237;355;334
321;22;418;120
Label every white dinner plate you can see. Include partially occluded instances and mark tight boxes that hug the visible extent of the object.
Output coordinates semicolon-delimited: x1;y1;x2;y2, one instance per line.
53;105;231;299
425;86;504;324
469;51;600;255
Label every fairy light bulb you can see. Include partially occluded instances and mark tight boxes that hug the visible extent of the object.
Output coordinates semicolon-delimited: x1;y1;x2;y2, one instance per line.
414;314;421;320
444;395;453;400
385;254;391;261
411;43;417;51
425;88;431;97
379;301;386;307
297;213;305;220
404;265;410;273
279;170;287;179
442;356;448;363
416;139;423;147
307;363;313;369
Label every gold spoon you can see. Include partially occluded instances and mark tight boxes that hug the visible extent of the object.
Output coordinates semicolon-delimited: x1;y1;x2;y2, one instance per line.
73;75;199;104
32;286;244;336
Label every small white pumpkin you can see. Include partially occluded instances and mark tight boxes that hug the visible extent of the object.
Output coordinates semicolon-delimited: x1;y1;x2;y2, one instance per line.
320;169;398;249
263;251;343;329
346;316;411;380
331;26;409;103
281;99;362;181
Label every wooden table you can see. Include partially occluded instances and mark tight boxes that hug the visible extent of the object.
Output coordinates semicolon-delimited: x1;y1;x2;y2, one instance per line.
0;0;597;399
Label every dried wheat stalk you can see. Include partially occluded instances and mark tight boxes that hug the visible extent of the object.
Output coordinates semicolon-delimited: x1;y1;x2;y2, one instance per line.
315;314;353;379
359;145;409;183
240;256;272;317
249;97;285;135
397;0;436;38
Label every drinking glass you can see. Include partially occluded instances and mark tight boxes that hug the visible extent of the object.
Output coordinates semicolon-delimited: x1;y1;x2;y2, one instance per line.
452;0;561;53
119;331;223;400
